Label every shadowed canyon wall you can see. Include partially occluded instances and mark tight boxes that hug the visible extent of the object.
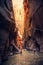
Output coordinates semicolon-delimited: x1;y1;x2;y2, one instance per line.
24;0;43;51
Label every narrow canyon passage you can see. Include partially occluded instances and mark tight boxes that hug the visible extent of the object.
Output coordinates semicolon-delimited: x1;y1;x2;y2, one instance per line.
12;0;25;37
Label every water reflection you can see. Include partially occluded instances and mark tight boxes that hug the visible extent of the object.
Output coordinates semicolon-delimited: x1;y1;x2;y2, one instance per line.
3;50;43;65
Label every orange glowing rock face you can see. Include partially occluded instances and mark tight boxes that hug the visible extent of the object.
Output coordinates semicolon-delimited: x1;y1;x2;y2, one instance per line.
12;0;25;36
